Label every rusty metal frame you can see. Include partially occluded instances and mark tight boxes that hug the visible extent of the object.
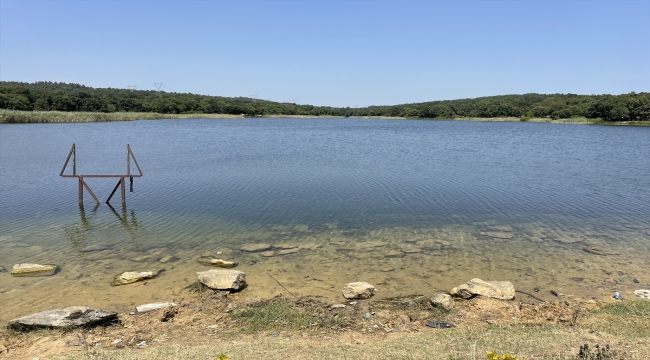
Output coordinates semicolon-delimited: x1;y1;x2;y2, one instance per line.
60;144;143;206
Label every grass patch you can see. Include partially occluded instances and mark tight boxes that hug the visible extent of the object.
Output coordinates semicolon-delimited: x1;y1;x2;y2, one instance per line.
0;109;242;123
230;298;350;333
584;300;650;339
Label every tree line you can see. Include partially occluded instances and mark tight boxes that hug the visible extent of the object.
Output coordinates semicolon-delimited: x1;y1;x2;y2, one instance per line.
1;81;648;121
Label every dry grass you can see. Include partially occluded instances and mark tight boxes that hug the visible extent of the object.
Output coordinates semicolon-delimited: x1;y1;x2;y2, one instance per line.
0;300;628;359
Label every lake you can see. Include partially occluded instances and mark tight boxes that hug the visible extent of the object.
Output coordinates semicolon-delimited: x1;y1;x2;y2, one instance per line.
0;118;649;321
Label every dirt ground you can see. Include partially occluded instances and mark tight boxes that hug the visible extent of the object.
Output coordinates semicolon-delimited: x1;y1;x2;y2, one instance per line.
1;289;647;360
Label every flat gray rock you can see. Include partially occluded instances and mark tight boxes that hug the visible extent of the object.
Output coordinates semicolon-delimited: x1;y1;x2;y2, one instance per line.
240;244;272;252
450;278;515;300
136;302;177;314
7;306;117;330
342;282;375;299
197;269;246;291
111;269;160;286
430;293;455;311
11;263;58;276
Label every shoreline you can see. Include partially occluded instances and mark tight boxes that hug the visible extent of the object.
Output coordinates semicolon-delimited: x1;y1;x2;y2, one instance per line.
1;293;648;359
1;110;649;126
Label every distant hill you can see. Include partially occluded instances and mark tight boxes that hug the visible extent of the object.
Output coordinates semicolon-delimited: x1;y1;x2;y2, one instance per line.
1;81;648;121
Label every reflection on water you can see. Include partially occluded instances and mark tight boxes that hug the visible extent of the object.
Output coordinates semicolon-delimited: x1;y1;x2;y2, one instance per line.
0;119;649;321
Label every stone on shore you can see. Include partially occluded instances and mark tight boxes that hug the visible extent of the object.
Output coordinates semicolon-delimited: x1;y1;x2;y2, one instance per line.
430;293;455;311
135;302;177;314
634;289;650;299
240;244;272;252
111;269;160;286
7;306;117;330
10;263;58;276
450;278;515;300
197;269;246;291
197;257;238;268
342;282;375;299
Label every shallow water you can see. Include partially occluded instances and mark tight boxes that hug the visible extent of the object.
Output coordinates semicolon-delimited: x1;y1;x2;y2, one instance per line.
0;119;649;321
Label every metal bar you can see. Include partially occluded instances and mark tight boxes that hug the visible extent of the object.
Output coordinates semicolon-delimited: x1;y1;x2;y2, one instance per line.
106;179;121;204
78;177;83;205
61;174;143;178
80;177;100;205
129;146;143;176
60;144;75;176
127;144;131;176
120;177;126;204
72;144;76;176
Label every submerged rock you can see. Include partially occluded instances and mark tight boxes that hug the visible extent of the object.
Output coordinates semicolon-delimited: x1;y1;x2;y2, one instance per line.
429;293;455;311
273;244;298;250
450;278;515;300
0;265;6;273
486;225;512;232
554;237;582;244
342;282;375;299
10;263;58;277
583;247;620;256
384;250;403;258
259;251;276;257
240;244;272;252
7;306;117;330
159;255;174;263
634;289;650;299
197;257;238;268
111;269;160;286
480;232;513;239
400;245;422;253
197;269;246;291
278;248;300;255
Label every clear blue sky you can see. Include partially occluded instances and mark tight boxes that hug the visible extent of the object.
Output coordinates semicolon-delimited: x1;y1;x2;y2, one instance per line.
1;0;648;107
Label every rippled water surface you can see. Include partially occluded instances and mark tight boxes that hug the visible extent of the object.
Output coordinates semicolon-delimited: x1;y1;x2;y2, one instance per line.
0;119;649;320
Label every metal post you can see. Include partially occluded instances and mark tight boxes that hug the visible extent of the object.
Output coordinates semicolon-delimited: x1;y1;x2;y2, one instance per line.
127;145;131;176
72;144;76;176
78;177;83;204
120;177;126;204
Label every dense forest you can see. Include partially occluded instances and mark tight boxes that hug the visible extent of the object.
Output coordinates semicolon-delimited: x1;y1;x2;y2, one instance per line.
1;81;649;121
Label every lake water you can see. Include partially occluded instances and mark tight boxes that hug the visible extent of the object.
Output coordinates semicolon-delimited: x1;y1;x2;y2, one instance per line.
0;118;649;321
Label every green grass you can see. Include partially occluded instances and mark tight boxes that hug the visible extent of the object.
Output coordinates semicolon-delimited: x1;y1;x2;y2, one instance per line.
230;298;350;333
0;109;243;123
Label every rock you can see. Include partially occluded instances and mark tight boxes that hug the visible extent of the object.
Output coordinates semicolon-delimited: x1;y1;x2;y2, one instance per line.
385;250;404;258
111;269;160;286
65;272;83;280
429;293;455;311
400;245;422;253
278;248;300;255
342;282;375;299
486;225;512;232
7;306;117;330
634;289;650;299
435;240;452;247
197;269;246;291
329;304;346;309
130;255;154;262
380;267;395;272
554;237;582;244
0;266;6;273
83;244;111;252
480;232;513;239
197;257;238;268
135;302;177;314
10;263;58;276
450;278;515;300
259;251;276;257
273;244;298;250
240;244;272;252
583;247;620;256
425;320;455;329
159;255;174;263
